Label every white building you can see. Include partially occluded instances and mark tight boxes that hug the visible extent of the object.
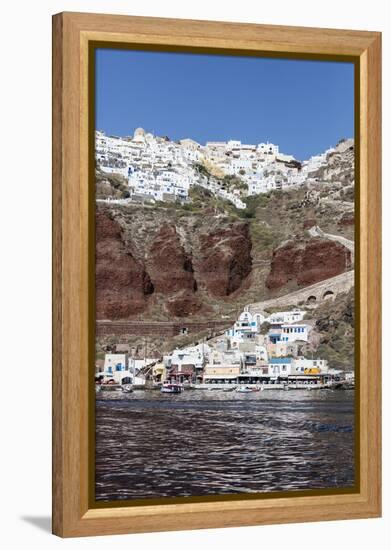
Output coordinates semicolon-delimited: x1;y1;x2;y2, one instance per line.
268;357;294;376
103;353;128;380
226;310;260;341
292;357;328;373
96;128;352;208
164;345;207;370
257;142;279;157
100;353;149;385
280;323;311;343
267;309;306;325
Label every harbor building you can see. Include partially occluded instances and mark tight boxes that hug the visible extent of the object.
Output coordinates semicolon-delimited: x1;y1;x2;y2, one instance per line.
102;353;128;382
268;357;294;377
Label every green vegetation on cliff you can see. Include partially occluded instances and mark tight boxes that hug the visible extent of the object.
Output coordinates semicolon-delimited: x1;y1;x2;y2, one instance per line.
96;170;130;199
310;289;355;369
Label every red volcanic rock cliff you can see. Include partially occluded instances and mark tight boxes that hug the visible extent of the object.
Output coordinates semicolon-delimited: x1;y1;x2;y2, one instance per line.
266;238;351;291
95;210;153;319
95;207;254;320
146;223;201;317
338;212;355;226
196;223;253;297
147;223;197;294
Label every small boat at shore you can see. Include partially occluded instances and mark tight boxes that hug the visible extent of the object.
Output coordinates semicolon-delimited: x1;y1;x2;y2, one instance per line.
121;384;133;393
236;386;261;393
160;383;182;394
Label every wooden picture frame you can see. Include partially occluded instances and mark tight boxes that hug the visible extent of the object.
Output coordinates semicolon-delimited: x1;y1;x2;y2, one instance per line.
52;11;381;537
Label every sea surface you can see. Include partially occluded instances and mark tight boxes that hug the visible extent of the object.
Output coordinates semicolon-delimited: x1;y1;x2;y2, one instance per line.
95;389;355;501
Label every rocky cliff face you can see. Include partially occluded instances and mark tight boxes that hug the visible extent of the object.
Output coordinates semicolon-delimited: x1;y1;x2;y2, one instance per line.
146;223;202;317
266;237;351;291
95;205;253;320
95;134;355;322
196;223;252;297
312;139;355;185
95;209;153;319
147;223;197;294
311;288;355;368
338;212;355;227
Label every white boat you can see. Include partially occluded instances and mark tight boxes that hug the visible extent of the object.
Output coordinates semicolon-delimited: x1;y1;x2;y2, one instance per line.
236;386;260;393
160;383;182;394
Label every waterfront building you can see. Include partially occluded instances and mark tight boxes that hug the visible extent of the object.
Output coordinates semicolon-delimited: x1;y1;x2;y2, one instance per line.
164;347;206;369
268;357;294;377
242;352;257;369
203;364;241;384
168;365;195;384
100;353;149;385
103;353;128;380
152;363;166;384
165;346;206;384
292;356;328;374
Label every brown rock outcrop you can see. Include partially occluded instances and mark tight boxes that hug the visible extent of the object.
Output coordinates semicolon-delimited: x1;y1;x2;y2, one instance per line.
303;218;317;230
95;211;254;319
338;212;355;226
147;224;201;316
196;223;252;297
266;237;351;290
95;209;153;319
165;291;203;317
147;224;197;293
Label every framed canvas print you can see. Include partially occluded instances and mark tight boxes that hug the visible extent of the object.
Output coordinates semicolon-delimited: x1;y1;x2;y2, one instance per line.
52;12;381;537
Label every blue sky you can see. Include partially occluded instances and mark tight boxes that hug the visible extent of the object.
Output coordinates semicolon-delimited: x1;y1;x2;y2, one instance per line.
95;49;354;161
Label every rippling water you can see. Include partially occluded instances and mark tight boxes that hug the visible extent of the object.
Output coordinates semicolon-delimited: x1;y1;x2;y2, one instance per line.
95;389;355;501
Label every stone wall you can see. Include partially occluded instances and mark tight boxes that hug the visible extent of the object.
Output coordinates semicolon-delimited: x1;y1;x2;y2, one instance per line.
96;319;234;338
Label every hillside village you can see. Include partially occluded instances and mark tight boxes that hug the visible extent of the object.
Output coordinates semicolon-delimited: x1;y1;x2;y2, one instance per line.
96;127;354;208
95;127;355;386
96;304;354;390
